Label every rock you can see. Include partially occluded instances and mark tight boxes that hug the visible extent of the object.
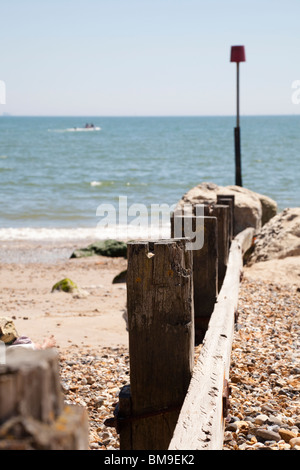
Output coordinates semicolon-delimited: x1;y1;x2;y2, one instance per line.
175;182;277;235
226;422;238;432
51;278;78;293
72;288;89;299
0;317;19;345
267;415;283;427
255;427;281;442
254;414;269;425
290;437;300;449
235;420;250;432
261;404;275;414
278;428;298;443
247;207;300;264
112;270;127;284
257;192;278;226
70;239;127;259
70;248;94;258
294;421;300;430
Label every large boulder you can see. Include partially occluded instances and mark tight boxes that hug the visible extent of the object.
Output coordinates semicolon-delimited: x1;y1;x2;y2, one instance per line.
175;182;277;235
247;207;300;264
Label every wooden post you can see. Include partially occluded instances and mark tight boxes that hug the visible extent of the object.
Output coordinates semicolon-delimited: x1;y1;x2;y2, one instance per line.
216;195;235;242
171;215;218;344
117;384;132;450
124;239;194;450
201;204;229;289
0;347;89;450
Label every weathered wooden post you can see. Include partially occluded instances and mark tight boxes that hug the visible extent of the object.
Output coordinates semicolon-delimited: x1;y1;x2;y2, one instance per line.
120;238;194;450
0;347;89;450
217;194;235;242
202;204;229;289
171;214;218;344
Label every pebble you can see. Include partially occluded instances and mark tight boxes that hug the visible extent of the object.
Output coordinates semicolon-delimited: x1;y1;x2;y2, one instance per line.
255;427;281;442
223;278;300;451
290;437;300;449
254;414;269;425
278;428;298;443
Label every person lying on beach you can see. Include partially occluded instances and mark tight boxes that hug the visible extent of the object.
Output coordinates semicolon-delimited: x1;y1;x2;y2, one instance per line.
0;317;56;350
10;334;56;350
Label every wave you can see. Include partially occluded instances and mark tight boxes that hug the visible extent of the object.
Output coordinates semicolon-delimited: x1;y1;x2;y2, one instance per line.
66;127;101;132
0;224;171;242
90;180;116;187
48;127;101;133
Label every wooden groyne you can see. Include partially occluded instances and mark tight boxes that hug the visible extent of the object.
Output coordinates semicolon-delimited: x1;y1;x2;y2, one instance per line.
106;198;255;450
0;195;255;451
169;227;254;450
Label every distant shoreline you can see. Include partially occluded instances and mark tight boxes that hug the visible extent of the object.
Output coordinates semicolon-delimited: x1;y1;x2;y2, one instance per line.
2;113;300;118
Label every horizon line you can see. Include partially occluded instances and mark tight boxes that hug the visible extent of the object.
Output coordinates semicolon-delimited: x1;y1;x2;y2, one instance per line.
1;113;300;118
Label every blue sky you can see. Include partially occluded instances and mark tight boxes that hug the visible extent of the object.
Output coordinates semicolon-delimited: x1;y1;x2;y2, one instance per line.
1;0;300;116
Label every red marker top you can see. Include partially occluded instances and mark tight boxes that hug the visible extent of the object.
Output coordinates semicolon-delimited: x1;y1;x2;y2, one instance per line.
230;45;246;63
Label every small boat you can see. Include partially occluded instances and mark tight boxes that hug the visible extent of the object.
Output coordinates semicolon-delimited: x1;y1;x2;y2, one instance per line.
68;123;101;132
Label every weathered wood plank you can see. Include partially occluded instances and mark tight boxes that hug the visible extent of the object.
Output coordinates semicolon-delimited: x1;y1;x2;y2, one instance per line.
169;228;254;450
217;194;235;242
0;347;64;425
171;215;218;344
202;204;230;289
0;347;89;450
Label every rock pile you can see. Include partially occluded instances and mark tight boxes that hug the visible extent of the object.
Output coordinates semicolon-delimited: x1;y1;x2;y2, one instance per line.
175;182;277;235
247;207;300;264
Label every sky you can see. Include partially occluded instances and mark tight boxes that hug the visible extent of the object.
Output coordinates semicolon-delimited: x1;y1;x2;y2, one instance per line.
1;0;300;116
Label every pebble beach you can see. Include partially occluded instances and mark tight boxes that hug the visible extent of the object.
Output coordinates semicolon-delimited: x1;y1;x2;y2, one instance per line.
58;274;300;451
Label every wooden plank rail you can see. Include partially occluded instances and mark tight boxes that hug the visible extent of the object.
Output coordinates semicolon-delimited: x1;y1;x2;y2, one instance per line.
202;204;230;288
169;227;255;450
171;215;218;344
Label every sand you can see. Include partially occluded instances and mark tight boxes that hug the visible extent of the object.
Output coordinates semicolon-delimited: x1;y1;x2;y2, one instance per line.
0;240;128;351
0;239;299;352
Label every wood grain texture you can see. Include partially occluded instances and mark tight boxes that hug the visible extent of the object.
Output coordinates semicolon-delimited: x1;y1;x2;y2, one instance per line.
0;348;89;449
126;239;194;450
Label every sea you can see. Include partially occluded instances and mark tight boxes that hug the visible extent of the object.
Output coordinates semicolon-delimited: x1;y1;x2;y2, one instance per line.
0;115;299;247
